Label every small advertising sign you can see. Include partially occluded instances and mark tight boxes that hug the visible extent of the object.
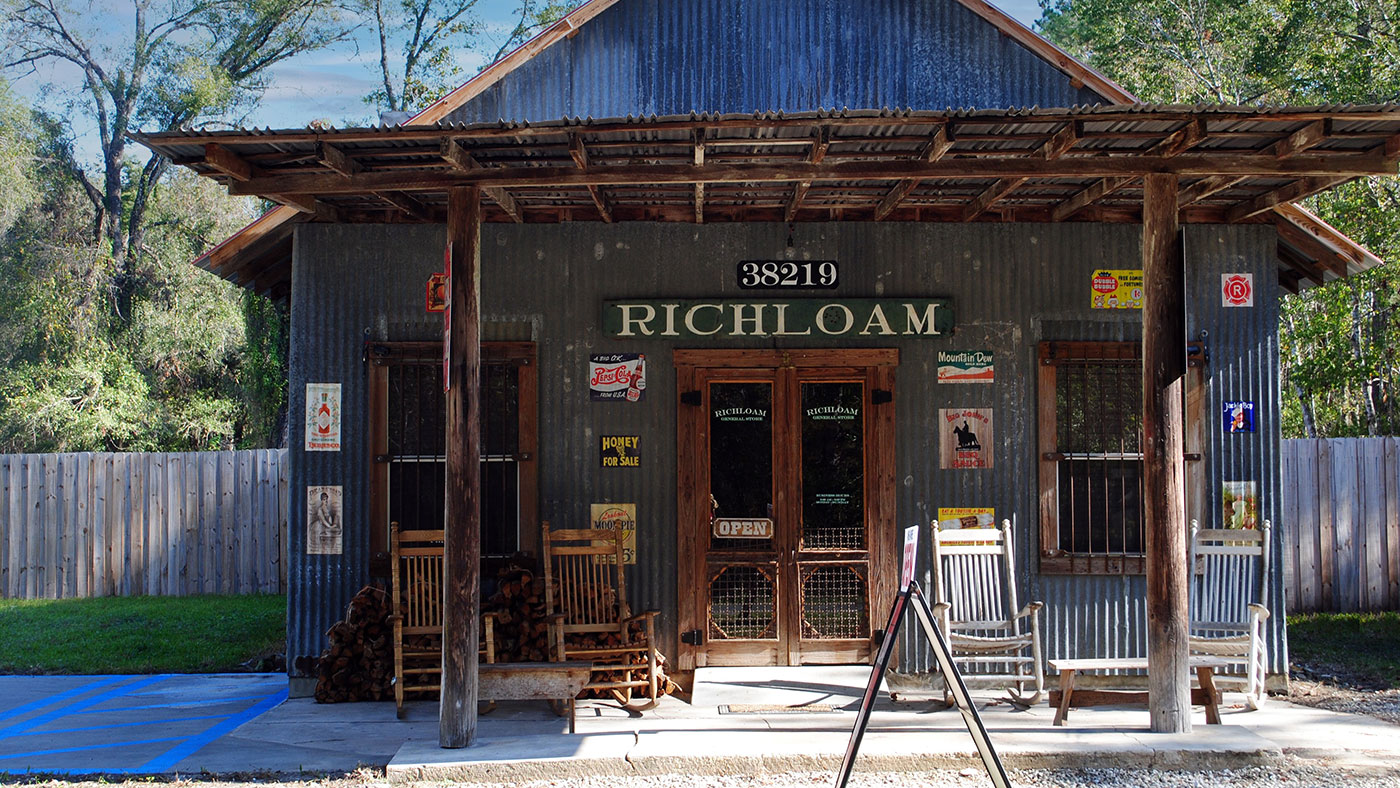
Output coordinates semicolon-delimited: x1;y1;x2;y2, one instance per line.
901;525;919;591
589;353;646;401
1090;269;1144;310
590;503;637;564
1224;401;1256;433
937;350;994;383
936;507;995;529
425;272;448;312
600;435;641;467
939;409;994;469
1222;273;1254;307
713;518;774;539
306;485;343;555
1223;482;1259;530
304;383;342;451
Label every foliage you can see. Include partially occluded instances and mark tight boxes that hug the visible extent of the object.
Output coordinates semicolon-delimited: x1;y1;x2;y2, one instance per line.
0;94;286;452
1037;0;1400;436
0;595;286;674
1288;611;1400;688
365;0;582;114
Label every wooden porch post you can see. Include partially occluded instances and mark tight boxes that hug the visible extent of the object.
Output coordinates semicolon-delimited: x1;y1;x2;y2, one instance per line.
441;185;482;748
1142;173;1191;733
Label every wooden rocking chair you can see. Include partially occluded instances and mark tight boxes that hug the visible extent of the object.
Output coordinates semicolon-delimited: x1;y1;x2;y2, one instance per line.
1189;520;1271;710
388;523;496;719
930;519;1044;705
542;522;660;708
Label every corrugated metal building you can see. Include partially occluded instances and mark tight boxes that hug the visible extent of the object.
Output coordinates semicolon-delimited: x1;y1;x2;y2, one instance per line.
138;0;1395;704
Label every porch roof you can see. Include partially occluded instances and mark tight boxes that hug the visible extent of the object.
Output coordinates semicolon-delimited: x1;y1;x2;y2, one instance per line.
135;103;1400;299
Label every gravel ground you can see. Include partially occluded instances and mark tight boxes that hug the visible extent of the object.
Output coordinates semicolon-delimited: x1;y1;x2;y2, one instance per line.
1289;660;1400;726
5;757;1400;788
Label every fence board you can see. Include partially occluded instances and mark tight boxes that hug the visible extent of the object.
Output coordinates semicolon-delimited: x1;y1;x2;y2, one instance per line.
1284;438;1400;612
0;450;287;599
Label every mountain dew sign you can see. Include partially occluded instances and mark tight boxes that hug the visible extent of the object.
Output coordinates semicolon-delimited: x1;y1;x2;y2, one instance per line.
603;298;954;339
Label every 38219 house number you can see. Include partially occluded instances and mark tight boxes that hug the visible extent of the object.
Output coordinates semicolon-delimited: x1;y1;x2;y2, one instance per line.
737;260;838;289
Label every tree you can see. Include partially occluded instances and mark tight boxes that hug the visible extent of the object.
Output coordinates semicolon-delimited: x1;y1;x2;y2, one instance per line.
1;0;349;319
365;0;579;115
1037;0;1400;437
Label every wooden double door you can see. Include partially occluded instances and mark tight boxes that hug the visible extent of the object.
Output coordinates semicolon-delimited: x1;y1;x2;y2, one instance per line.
676;350;898;669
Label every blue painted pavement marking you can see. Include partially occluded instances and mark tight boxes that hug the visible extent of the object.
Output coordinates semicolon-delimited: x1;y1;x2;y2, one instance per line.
0;675;172;739
73;694;274;714
136;688;288;772
0;736;187;762
0;677;129;725
15;714;233;736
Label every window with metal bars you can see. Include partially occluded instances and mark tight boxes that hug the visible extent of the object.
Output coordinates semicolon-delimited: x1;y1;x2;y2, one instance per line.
1037;341;1145;574
368;341;538;574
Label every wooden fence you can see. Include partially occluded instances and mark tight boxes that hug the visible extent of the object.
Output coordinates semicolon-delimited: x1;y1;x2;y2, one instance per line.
1282;438;1400;612
0;450;287;598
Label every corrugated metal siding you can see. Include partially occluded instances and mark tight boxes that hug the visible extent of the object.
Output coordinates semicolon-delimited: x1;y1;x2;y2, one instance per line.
286;221;1285;679
445;0;1104;124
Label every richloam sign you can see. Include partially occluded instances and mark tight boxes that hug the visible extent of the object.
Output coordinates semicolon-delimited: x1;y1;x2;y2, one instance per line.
602;298;953;339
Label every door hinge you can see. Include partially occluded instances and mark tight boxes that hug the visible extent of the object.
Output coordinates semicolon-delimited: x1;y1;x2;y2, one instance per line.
872;628;886;646
872;389;893;405
681;629;704;645
680;390;702;406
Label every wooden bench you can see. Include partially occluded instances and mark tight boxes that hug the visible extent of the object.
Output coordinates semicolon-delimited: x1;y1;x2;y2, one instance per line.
1048;657;1230;726
478;661;593;733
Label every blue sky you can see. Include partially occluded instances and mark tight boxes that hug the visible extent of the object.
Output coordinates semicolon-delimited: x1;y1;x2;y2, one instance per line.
251;0;1046;127
11;0;1046;165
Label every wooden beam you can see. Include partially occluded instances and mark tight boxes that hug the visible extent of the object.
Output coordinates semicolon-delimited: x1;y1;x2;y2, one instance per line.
871;125;956;220
227;153;1394;197
1227;177;1348;223
1269;119;1329;159
441;185;483;748
1142;173;1190;734
312;200;342;223
569;133;590;170
1176;176;1245;208
273;193;317;213
694;129;705;223
439;138;522;223
586;185;613;223
810;126;832;164
1039;120;1081;159
1052;176;1133;221
375;190;432;220
963;177;1027;222
204;143;253;182
315;141;363;177
1151;118;1207;158
786;181;811;221
874;180;918;221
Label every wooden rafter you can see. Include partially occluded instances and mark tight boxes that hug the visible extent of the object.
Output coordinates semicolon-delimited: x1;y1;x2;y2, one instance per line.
204;143;253;182
872;124;954;220
1176;175;1245;208
568;133;613;222
694;129;705;224
1227;177;1349;223
787;127;835;220
1268;119;1330;159
439;138;523;223
273;193;317;213
962;177;1027;221
375;191;433;220
316;141;362;177
1052;176;1132;221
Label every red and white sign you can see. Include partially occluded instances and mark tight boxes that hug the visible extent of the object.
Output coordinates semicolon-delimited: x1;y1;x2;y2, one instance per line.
901;526;919;591
1091;272;1118;294
1222;273;1254;307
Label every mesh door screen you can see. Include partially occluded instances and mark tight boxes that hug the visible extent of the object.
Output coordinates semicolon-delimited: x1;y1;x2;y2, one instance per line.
800;564;869;639
708;564;777;640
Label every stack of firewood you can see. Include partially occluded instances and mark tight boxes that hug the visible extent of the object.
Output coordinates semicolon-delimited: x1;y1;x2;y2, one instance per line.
484;565;555;662
311;585;393;703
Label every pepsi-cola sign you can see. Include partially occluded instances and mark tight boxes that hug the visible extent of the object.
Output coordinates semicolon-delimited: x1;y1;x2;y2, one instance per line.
589;353;646;401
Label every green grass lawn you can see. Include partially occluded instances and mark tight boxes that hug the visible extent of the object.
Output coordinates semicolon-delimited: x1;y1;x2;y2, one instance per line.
0;594;286;674
1288;611;1400;688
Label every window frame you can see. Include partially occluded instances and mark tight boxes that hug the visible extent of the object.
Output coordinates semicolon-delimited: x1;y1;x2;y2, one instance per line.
1037;341;1146;575
367;340;539;576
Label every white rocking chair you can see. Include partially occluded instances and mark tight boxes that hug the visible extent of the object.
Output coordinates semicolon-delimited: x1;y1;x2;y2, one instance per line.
931;519;1044;705
1188;520;1272;710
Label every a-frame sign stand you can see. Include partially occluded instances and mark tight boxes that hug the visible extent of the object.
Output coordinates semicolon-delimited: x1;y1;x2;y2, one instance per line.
835;527;1012;788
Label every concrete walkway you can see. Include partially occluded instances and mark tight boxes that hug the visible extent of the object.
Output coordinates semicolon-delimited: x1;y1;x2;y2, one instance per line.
0;668;1397;779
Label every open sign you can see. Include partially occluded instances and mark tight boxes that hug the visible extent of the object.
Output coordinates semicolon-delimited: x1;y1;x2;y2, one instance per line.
713;518;774;539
